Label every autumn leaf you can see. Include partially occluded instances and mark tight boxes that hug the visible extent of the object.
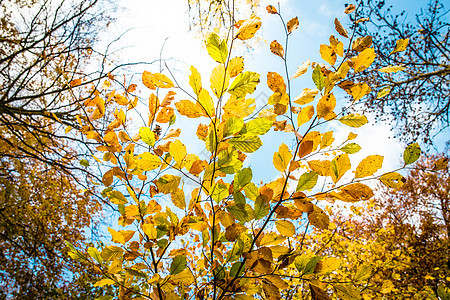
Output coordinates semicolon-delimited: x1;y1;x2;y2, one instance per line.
330;153;351;183
228;56;244;77
344;4;356;14
320;44;336;65
273;143;292;172
291;59;310;79
403;143;421;165
270;40;284;58
266;5;278;14
287;17;299;33
206;32;228;64
334;18;348;38
379;172;406;188
355;155;384;178
390;38;409;54
297;105;315;127
228;71;260;98
235;16;261;40
339;113;368;127
275;220;295;237
378;65;406;73
296;171;318;191
349;47;376;72
294;88;318;105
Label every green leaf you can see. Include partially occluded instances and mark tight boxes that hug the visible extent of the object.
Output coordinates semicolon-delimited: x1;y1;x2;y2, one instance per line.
88;247;102;264
139;127;156;147
240;118;273;135
304;256;321;275
403;142;421;165
170;255;187;275
229;135;262;153
254;195;270;220
224;117;244;137
234;167;252;192
107;190;128;205
339;113;368;127
312;65;325;91
229;262;244;277
227;204;253;222
296;171;318;191
206;33;228;64
80;159;90;166
211;182;229;203
340;143;361;154
228;71;260;98
101;246;124;261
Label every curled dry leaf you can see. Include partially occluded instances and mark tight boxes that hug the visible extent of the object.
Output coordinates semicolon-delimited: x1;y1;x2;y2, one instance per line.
334;18;349;38
270;40;284;58
287;17;299;34
344;4;356;14
266;5;278;14
291;59;310;79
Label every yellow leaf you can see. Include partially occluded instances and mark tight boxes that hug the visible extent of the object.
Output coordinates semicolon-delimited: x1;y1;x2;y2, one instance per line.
169;140;187;165
259;232;286;247
65;126;72;134
270;40;284;58
379;172;405;188
138;152;161;171
236;16;261;40
108;228;135;244
308;160;331;176
189;66;202;96
297;105;315;127
355;155;384;178
142;223;158;239
350;83;371;101
334;18;349;38
320;131;334;149
291;59;310;79
142;71;174;89
198;89;215;117
350;47;376;72
287;17;299;33
156;174;181;194
273;143;293;172
317;93;336;120
228;56;244;77
352;36;372;52
94;278;115;287
275;220;295;237
315;257;341;273
378;65;406;73
294;88;319;105
330;154;351;183
223;96;255;119
390;38;409;54
175;100;204;118
308;205;329;229
267;72;286;93
171;188;186;209
156;107;174;123
320;44;336;65
210;64;230;98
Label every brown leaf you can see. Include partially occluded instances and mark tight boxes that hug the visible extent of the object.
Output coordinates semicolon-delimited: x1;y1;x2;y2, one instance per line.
344;4;356;14
266;5;278;14
334;18;349;38
287;17;299;34
270;40;284;58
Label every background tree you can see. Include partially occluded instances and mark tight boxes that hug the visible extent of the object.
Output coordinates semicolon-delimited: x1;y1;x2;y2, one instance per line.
0;125;110;299
305;155;450;299
0;0;124;297
346;0;450;146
